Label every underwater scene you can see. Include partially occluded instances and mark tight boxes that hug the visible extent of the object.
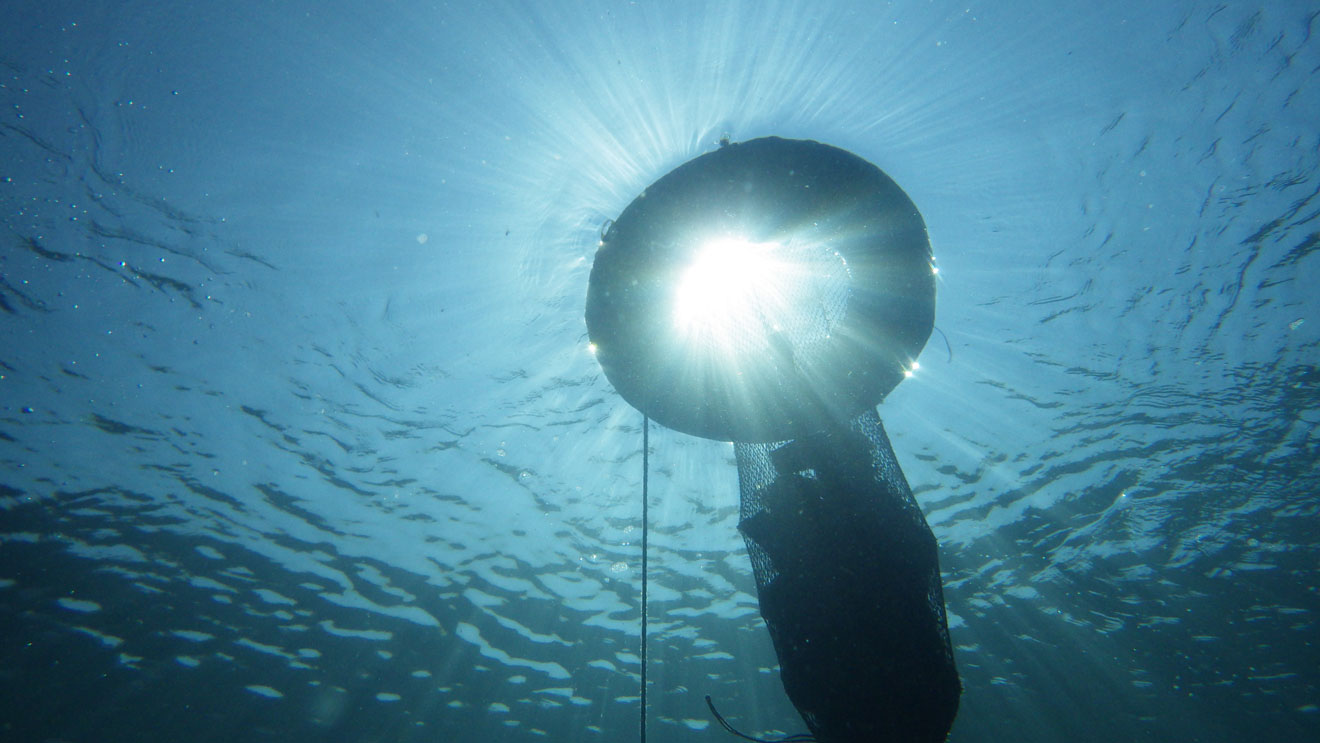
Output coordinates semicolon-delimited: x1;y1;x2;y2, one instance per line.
1;1;1317;742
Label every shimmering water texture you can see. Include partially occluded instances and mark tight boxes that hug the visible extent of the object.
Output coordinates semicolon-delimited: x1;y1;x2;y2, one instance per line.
1;2;1317;742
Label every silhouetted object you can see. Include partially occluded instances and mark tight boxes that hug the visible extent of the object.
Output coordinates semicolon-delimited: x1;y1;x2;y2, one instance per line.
585;137;959;742
737;411;959;742
586;137;933;443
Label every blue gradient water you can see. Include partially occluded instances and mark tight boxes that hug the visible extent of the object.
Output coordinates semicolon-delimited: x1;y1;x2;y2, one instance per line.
2;2;1316;742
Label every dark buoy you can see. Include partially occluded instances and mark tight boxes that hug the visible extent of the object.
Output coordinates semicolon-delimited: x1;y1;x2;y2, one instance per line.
586;137;934;443
586;137;959;742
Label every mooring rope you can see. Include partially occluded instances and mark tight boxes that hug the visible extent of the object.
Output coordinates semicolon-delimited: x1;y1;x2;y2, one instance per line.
640;414;650;743
706;696;816;743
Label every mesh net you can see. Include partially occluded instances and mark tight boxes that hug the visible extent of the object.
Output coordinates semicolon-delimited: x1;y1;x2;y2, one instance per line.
734;409;960;743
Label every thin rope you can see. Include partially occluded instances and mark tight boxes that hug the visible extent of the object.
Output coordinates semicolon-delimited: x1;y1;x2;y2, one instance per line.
705;696;816;743
640;414;650;743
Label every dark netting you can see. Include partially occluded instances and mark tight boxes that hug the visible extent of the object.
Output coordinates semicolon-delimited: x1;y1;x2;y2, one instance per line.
734;408;960;743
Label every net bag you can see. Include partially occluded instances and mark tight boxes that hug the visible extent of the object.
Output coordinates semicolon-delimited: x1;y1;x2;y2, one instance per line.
736;409;959;742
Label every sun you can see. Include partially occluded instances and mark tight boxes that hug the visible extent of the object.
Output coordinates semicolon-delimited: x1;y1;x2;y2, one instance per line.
672;237;790;354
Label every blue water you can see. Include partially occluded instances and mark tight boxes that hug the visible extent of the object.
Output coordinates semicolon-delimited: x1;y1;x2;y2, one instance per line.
2;1;1317;741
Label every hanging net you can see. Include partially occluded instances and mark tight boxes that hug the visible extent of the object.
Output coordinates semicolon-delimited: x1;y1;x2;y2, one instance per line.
735;410;960;742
